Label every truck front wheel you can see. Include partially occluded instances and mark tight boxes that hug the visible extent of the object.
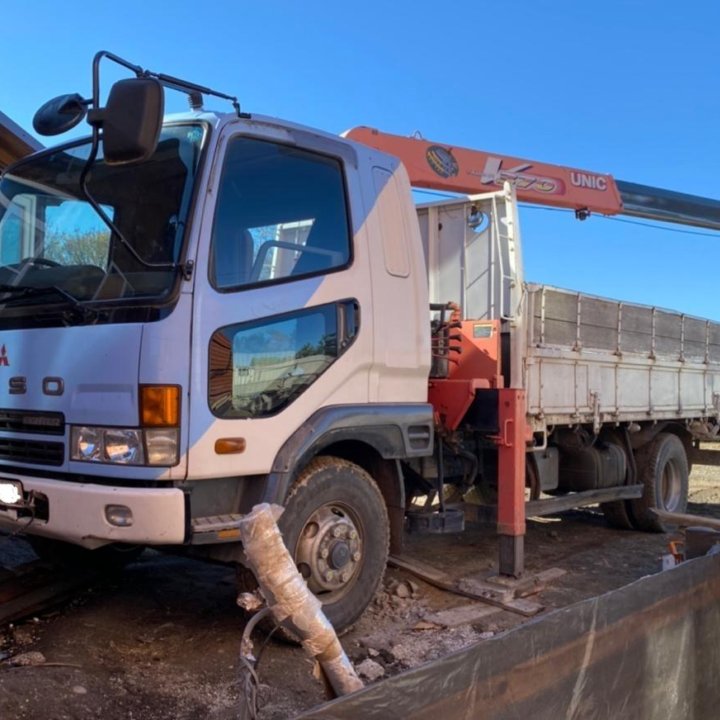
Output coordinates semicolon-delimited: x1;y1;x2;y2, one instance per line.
630;433;689;532
279;456;390;633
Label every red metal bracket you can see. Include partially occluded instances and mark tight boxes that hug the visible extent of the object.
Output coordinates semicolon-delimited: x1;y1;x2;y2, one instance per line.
496;388;526;537
428;378;490;432
496;388;526;576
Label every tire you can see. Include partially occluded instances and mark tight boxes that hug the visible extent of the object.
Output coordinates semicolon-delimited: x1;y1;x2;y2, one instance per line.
240;456;389;634
600;499;635;530
29;537;144;571
526;456;540;502
598;432;635;530
629;433;689;532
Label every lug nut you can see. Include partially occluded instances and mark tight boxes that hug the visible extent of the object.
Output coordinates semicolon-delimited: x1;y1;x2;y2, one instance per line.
333;526;343;538
352;551;361;562
349;530;357;540
325;571;335;582
320;548;329;559
341;572;350;582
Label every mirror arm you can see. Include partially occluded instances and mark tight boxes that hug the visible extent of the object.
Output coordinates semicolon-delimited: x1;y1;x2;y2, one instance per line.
150;72;248;118
91;51;144;108
77;51;193;277
77;127;180;274
92;49;247;118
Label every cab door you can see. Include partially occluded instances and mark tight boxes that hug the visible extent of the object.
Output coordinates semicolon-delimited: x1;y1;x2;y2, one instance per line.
186;122;374;481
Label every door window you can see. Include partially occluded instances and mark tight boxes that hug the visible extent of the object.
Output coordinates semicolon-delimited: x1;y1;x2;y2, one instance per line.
210;137;351;290
208;301;358;418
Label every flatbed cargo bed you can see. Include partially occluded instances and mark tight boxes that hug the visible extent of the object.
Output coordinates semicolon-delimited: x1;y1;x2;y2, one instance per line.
526;284;720;430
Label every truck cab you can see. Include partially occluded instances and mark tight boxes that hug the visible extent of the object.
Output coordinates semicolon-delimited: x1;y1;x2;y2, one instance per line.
0;106;434;630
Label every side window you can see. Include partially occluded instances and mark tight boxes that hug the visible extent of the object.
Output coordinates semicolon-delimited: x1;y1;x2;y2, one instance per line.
210;137;351;290
209;301;359;418
0;195;35;264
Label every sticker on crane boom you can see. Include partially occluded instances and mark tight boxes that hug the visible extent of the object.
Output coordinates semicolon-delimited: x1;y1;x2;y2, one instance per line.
426;146;459;179
473;157;563;195
473;323;494;338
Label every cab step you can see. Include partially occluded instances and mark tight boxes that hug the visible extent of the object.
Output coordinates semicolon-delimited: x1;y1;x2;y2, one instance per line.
190;514;244;544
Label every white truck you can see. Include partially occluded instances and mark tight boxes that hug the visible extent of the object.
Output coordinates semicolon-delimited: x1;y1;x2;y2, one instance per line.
1;52;719;631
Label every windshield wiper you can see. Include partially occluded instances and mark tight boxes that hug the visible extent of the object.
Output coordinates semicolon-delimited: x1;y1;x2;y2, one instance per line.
0;284;98;322
0;283;79;302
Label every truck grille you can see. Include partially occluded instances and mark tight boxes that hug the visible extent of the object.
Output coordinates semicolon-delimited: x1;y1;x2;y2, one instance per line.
0;439;65;466
0;410;65;436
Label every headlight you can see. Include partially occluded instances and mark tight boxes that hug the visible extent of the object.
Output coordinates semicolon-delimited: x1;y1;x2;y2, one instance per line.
71;426;178;466
145;428;179;465
74;426;104;462
0;479;23;506
104;429;145;464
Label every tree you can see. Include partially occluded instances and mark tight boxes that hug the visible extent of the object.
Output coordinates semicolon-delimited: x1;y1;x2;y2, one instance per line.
44;229;110;267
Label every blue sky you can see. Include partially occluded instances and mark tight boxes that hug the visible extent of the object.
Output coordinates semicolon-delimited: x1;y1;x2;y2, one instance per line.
3;1;720;318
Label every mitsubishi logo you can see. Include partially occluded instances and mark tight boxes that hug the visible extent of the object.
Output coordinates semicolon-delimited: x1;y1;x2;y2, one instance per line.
0;345;9;367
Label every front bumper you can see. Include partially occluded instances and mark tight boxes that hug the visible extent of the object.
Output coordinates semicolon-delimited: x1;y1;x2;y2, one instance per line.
0;476;186;548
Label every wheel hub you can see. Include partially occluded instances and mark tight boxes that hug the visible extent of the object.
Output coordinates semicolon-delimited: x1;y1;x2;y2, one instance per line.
661;459;682;511
329;541;351;570
295;504;362;594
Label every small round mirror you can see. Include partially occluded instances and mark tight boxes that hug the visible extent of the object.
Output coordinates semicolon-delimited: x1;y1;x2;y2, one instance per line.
33;94;87;136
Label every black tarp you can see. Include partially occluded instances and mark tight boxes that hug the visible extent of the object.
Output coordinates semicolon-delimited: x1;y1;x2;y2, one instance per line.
299;553;720;719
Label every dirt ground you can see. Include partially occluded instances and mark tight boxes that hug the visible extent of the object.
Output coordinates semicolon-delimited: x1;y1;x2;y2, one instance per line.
1;465;719;720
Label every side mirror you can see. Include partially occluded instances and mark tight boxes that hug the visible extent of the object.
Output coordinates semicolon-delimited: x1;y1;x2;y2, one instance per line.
93;77;164;165
33;94;87;136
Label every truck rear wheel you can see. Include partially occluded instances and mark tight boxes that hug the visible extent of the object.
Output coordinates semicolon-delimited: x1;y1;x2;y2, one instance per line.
600;499;635;530
630;433;689;532
279;456;390;633
599;433;635;530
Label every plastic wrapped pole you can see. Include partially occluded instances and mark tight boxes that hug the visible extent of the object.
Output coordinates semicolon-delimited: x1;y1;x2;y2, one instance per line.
237;503;364;697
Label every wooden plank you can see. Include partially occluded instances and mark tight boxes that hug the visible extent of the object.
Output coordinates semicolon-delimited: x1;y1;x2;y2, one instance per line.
484;567;567;598
0;561;93;626
690;448;720;467
423;603;501;629
388;555;543;617
525;485;643;517
0;576;89;625
464;486;644;525
651;509;720;532
0;562;53;604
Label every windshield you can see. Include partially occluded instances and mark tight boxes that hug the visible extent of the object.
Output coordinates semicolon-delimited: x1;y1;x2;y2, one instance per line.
0;122;206;324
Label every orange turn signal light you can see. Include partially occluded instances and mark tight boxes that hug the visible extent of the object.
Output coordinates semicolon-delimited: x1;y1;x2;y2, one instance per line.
215;438;247;455
140;385;180;427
